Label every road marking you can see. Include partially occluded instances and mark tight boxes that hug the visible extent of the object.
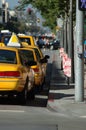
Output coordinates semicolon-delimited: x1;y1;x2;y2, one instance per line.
35;95;48;99
0;110;25;113
50;83;67;85
80;115;86;118
50;83;75;86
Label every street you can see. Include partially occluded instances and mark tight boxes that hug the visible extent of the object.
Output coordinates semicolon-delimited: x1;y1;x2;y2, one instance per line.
0;49;85;130
0;0;86;129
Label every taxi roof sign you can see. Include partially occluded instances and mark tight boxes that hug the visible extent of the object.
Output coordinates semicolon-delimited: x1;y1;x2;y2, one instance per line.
8;33;20;43
7;33;22;47
7;42;21;47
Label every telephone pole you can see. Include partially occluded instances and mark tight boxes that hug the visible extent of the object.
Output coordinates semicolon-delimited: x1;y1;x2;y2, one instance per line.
75;0;84;102
69;0;74;83
2;0;8;23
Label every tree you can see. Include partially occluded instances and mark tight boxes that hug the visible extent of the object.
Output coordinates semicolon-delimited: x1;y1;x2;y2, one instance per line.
17;0;76;31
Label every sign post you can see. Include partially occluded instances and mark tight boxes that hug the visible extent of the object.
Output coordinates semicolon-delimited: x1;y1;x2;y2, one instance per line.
75;0;84;102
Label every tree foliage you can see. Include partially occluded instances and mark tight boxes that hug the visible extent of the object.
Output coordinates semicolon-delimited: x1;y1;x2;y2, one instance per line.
17;0;76;31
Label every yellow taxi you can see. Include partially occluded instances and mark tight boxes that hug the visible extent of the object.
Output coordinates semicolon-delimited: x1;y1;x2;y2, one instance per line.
0;46;36;104
30;45;50;77
19;47;47;88
17;34;36;46
21;43;50;77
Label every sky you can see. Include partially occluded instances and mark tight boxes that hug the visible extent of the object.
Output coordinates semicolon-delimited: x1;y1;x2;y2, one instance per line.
5;0;19;9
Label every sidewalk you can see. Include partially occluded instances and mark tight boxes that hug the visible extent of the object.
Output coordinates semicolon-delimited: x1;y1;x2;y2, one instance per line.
47;50;86;117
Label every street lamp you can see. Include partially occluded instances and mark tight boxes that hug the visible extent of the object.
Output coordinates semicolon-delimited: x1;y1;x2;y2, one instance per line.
5;2;8;23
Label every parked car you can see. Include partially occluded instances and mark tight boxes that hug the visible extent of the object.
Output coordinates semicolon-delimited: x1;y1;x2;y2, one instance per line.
0;46;36;104
29;45;49;77
50;39;60;50
21;43;50;77
19;47;48;90
36;36;45;48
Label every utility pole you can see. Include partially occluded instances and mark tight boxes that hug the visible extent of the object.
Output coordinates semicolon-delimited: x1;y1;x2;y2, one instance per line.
2;0;5;23
75;0;84;102
1;0;8;23
64;13;67;53
69;0;74;83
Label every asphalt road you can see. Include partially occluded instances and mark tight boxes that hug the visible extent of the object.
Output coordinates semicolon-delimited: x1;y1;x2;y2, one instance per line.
0;49;86;130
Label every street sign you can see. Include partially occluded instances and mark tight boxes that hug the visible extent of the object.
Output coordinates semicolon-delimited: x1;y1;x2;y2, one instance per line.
78;0;86;11
57;18;63;28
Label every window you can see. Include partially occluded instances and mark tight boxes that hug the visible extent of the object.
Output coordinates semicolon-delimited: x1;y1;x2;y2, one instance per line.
33;48;41;61
0;50;16;64
19;50;34;62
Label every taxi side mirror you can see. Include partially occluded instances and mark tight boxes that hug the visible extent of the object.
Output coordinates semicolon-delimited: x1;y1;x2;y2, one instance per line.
40;58;48;63
44;55;50;59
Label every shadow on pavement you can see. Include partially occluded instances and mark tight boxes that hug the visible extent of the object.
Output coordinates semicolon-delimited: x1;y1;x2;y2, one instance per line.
48;92;74;100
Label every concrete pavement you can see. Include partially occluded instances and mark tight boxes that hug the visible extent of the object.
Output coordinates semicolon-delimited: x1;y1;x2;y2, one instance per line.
47;50;86;118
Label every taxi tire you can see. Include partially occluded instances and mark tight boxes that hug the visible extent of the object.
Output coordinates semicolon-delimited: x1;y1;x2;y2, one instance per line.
40;77;45;91
27;87;35;100
17;80;28;105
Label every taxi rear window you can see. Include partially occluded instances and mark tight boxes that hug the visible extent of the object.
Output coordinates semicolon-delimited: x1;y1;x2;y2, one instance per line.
20;50;34;61
0;50;17;64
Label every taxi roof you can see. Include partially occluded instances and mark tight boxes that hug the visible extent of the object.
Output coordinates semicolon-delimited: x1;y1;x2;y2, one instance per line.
18;34;33;38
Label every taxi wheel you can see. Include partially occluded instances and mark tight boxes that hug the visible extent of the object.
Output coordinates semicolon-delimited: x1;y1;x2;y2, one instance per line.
17;81;28;105
40;77;45;91
27;87;35;100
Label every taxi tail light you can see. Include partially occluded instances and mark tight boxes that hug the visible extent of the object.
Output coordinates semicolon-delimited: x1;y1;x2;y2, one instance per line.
32;67;39;73
0;71;20;77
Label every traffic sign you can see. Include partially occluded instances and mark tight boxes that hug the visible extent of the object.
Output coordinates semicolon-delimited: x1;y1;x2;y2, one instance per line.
78;0;86;11
57;18;63;28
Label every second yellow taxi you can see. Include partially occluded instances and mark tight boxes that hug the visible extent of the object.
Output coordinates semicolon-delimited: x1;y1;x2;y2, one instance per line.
18;47;49;90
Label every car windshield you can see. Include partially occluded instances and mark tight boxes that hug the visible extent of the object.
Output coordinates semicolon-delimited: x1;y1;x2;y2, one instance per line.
20;50;34;61
0;50;17;64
